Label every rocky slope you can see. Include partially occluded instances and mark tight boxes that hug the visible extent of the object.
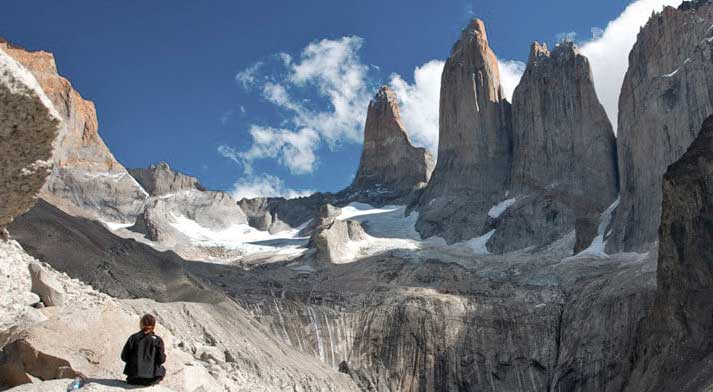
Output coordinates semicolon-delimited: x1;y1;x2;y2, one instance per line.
0;38;147;225
607;1;713;252
416;19;513;243
126;162;249;261
625;114;713;392
487;41;619;253
346;86;434;202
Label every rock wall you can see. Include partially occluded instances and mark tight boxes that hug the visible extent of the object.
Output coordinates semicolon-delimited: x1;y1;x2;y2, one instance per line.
608;1;713;252
0;39;148;224
128;161;205;197
487;42;618;253
626;114;713;392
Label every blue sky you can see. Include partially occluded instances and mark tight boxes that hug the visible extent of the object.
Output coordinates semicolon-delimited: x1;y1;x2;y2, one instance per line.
1;0;680;198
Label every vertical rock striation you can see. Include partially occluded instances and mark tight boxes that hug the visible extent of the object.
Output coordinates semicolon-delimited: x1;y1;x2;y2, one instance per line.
487;41;618;253
416;19;513;243
348;86;434;200
626;114;713;392
608;1;713;252
0;38;148;224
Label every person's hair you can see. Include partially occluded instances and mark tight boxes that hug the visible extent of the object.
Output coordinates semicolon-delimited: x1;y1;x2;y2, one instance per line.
140;314;156;330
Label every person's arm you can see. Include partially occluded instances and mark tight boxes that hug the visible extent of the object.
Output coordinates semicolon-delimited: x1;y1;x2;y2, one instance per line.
121;336;132;363
156;337;167;365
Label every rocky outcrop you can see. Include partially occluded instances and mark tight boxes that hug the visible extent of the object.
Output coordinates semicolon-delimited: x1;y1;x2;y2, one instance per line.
626;114;713;392
416;19;513;243
608;1;713;252
128;161;204;197
308;205;367;263
239;193;329;234
487;42;618;253
0;39;148;224
347;86;434;201
0;46;60;231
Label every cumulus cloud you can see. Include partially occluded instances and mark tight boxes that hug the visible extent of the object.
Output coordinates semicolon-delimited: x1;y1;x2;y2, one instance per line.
229;174;313;200
218;126;319;175
580;0;682;131
389;60;444;154
225;36;371;175
498;59;526;102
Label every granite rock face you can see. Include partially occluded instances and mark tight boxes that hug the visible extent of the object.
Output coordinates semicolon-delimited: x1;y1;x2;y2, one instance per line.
626;114;713;392
0;46;60;231
608;1;713;252
0;39;148;224
416;19;513;243
488;41;618;253
128;161;205;197
347;86;434;200
308;204;367;264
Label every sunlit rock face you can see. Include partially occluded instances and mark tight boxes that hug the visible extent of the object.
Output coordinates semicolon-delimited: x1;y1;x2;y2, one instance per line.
416;19;513;244
0;38;147;224
347;86;434;201
607;1;713;252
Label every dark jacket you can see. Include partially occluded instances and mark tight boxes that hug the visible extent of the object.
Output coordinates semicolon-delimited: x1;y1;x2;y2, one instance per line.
121;330;166;379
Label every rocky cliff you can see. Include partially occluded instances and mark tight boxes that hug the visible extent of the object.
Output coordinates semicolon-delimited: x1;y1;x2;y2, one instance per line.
625;114;713;392
487;41;619;253
128;162;205;197
347;86;434;201
416;19;513;243
608;1;713;252
0;39;147;225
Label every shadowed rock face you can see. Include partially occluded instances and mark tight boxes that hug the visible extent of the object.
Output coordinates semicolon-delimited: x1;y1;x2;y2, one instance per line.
349;86;434;198
626;114;713;392
487;42;618;253
0;39;147;224
128;161;205;197
0;46;60;231
608;2;713;252
416;19;513;243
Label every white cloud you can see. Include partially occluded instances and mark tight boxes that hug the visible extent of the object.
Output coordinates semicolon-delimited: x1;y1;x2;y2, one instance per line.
498;59;526;102
235;61;263;89
230;174;313;200
219;126;319;175
228;36;371;175
389;60;444;154
580;0;682;132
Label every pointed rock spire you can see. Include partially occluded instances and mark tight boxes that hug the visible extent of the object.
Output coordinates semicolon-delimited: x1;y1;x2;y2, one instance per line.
349;86;434;196
416;18;513;243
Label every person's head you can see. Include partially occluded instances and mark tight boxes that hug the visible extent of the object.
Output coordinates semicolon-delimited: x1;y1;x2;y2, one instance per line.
140;314;156;333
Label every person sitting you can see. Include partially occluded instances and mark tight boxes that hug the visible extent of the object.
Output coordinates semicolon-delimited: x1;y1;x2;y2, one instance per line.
121;314;166;386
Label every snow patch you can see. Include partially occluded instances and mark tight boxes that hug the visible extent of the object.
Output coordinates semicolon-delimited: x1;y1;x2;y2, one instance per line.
465;230;496;255
102;221;134;231
567;198;619;260
488;198;516;219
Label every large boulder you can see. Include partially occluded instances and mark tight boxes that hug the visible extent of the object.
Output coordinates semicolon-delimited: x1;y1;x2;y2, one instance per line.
416;19;513;243
28;262;64;307
0;38;148;225
608;2;713;252
308;204;367;264
0;45;60;231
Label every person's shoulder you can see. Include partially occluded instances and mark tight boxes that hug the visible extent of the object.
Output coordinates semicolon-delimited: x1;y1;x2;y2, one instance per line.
149;333;164;343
